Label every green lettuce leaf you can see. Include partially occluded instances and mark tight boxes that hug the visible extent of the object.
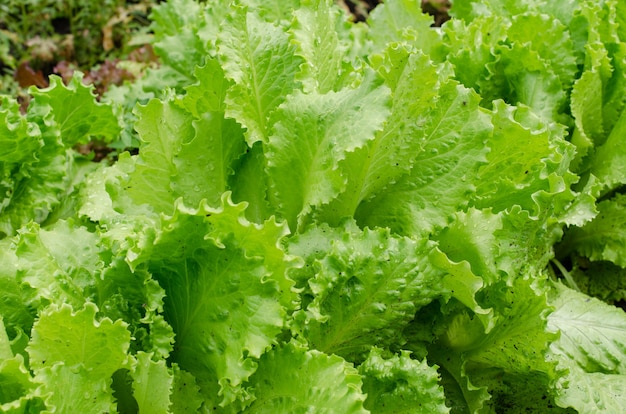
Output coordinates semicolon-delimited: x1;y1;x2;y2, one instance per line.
14;220;103;309
126;97;194;214
549;283;626;411
570;40;612;163
568;259;626;305
0;74;117;236
182;59;231;116
267;71;390;231
359;347;449;414
555;369;626;413
0;96;41;164
26;303;131;413
134;196;294;407
28;74;120;146
129;352;173;414
448;0;541;21
288;221;445;361
37;364;117;413
472;101;577;219
0;318;44;413
228;142;273;223
506;13;577;92
0;239;36;338
426;276;558;413
27;303;130;377
587;106;626;195
218;5;303;145
239;0;301;24
356;80;491;237
441;15;510;106
290;0;352;93
149;0;213;85
170;365;203;413
559;194;626;267
242;342;368;413
549;283;626;375
313;46;446;224
498;42;566;121
366;0;441;56
179;62;248;207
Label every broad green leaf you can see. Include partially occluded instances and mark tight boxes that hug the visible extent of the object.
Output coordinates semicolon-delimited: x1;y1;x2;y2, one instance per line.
0;318;11;360
448;0;541;21
37;364;116;414
0;145;70;237
360;347;449;414
179;58;248;208
617;0;626;43
315;47;443;223
0;241;36;337
27;303;131;378
242;342;368;413
203;195;297;309
468;364;569;414
443;11;573;123
435;208;502;286
579;1;626;134
0;356;42;413
570;42;610;163
0;97;41;164
429;250;489;326
555;368;626;413
549;283;626;412
496;206;565;278
560;194;626;268
170;365;203;413
0;318;42;413
588;106;626;195
540;0;581;27
97;255;173;360
549;283;626;375
140;198;293;406
127;97;194;214
289;221;445;360
267;72;390;231
28;74;120;146
366;0;441;56
432;276;557;413
569;259;626;305
498;43;566;121
229;142;273;223
425;342;491;414
601;42;626;134
507;13;577;92
182;59;232;116
291;0;350;93
462;277;555;373
441;16;510;104
174;113;247;207
78;152;158;225
356;81;491;237
218;6;302;145
240;0;301;24
130;352;173;414
15;220;103;299
569;1;626;170
150;0;213;83
473;101;577;218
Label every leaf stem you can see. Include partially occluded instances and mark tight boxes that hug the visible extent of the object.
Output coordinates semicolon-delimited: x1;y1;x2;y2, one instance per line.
551;258;580;291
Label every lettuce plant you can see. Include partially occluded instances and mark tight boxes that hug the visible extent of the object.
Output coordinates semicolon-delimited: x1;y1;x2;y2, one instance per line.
2;0;626;412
